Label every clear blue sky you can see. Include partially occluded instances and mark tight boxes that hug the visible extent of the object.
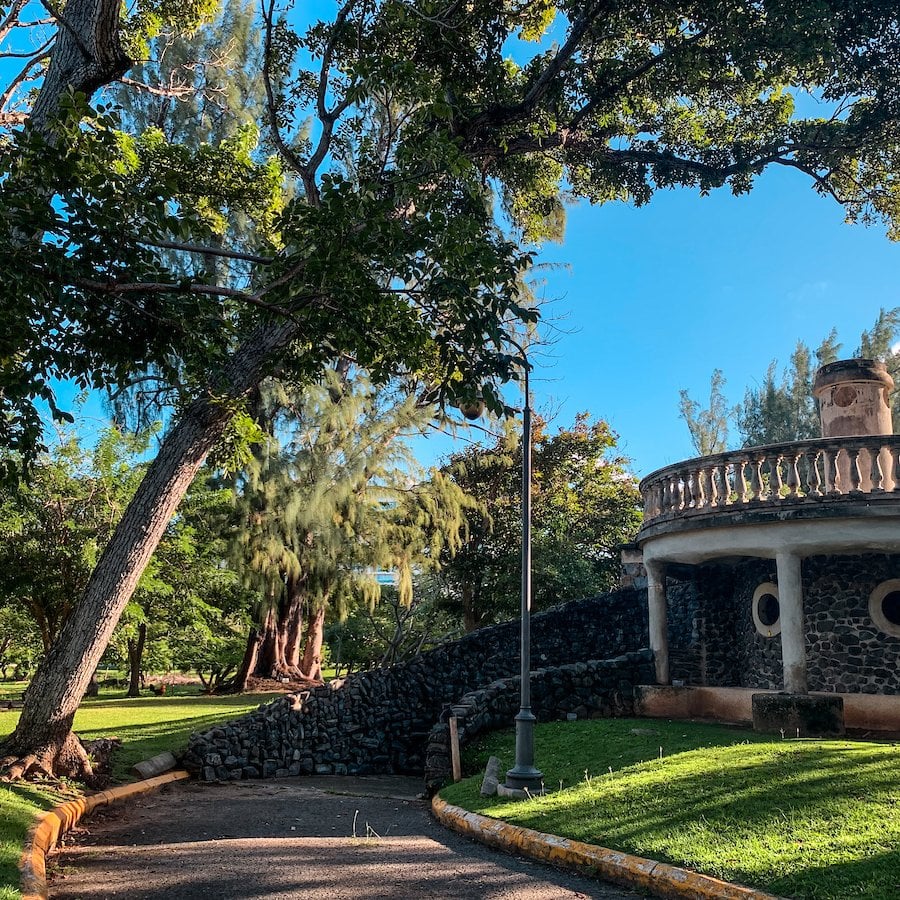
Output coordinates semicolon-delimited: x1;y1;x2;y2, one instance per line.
417;166;900;478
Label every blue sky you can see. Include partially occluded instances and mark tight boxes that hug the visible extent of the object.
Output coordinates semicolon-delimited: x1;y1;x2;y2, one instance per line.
416;164;900;478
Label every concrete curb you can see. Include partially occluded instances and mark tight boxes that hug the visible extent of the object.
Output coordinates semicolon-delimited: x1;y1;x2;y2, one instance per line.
19;769;190;900
432;796;785;900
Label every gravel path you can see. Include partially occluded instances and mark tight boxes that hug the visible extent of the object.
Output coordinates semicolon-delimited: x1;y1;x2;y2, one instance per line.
50;776;639;899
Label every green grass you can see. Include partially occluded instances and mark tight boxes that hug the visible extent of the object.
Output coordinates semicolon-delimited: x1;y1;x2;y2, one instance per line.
440;719;900;900
0;690;275;899
0;683;27;703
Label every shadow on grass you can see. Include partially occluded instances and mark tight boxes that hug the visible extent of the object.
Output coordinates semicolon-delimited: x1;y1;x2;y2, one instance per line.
770;848;900;900
497;744;900;899
77;693;276;712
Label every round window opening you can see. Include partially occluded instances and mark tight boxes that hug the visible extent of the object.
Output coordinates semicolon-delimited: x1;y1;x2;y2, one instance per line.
757;593;780;627
870;580;900;638
752;582;781;637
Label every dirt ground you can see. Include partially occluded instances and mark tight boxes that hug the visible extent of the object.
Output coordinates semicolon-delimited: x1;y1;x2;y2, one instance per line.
50;776;639;899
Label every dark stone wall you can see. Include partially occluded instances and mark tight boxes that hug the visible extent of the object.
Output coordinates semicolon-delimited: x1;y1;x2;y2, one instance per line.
802;554;900;694
666;553;900;695
184;589;649;781
183;551;900;784
423;651;653;793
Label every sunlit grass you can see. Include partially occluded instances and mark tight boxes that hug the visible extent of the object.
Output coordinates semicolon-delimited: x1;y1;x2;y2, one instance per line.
441;718;900;900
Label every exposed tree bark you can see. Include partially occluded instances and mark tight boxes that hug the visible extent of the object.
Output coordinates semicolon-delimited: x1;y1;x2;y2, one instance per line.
299;604;326;683
232;626;259;694
126;621;146;698
283;583;304;672
1;322;297;778
251;577;306;680
28;0;129;135
254;603;279;677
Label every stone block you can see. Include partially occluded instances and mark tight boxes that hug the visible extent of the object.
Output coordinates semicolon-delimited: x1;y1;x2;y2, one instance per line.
480;756;500;797
752;692;845;737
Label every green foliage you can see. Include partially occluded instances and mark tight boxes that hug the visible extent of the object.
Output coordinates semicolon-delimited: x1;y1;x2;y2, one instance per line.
0;607;40;680
685;307;900;451
737;336;840;447
5;0;900;479
232;373;476;630
438;413;642;630
325;581;462;672
678;369;735;456
0;427;153;651
0;426;247;681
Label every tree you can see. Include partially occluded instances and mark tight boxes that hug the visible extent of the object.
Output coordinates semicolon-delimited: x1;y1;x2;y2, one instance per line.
109;474;244;696
685;307;900;451
230;373;474;686
857;307;900;422
0;606;41;681
679;369;735;457
325;580;461;673
0;428;151;653
737;335;841;446
5;0;900;778
439;414;642;630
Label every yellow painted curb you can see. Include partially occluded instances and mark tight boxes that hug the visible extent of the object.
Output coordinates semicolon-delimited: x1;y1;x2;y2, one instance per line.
19;769;190;900
432;796;785;900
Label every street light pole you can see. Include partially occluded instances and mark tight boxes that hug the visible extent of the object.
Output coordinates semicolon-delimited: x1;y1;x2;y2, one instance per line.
504;363;543;793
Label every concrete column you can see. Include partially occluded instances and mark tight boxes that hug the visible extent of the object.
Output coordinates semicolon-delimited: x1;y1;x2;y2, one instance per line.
775;551;808;694
646;560;670;685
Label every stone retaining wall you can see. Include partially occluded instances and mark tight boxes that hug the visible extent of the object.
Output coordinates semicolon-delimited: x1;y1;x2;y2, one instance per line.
184;588;649;781
423;651;653;793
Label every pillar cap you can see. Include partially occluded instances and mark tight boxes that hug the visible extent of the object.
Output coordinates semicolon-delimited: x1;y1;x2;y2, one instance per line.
813;358;894;396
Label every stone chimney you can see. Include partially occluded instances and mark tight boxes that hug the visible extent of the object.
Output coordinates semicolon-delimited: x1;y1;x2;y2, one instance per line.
812;358;894;438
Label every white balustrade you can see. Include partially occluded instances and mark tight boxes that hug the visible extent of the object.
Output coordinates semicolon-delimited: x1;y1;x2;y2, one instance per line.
640;437;900;526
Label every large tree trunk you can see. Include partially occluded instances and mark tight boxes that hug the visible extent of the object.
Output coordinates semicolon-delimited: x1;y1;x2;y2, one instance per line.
283;581;304;672
126;622;147;698
300;605;326;683
232;626;260;694
252;576;306;681
0;323;297;779
254;604;280;678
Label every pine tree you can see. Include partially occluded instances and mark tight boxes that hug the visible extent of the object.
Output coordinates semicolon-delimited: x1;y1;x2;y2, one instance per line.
230;373;474;685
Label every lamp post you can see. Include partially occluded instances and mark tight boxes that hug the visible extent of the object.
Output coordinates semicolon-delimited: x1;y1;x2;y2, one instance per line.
503;362;543;794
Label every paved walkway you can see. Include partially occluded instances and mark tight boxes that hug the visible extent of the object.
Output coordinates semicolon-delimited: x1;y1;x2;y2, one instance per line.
50;776;638;899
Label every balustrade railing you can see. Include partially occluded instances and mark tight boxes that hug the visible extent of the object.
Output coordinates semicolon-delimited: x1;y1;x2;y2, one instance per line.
639;436;900;528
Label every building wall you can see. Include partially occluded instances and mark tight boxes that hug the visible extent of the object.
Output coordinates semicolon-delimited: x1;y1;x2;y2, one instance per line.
667;554;900;695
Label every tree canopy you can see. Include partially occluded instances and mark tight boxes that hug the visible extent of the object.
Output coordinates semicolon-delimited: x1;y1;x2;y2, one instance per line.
680;307;900;451
5;0;900;778
438;414;642;630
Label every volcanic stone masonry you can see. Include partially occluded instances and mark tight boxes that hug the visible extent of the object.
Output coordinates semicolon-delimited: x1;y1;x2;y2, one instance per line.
183;588;650;782
184;551;900;784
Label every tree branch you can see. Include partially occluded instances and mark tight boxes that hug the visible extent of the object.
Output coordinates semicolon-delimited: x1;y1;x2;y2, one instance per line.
0;0;29;44
136;238;274;265
118;75;193;99
261;0;314;196
39;0;90;60
0;46;52;112
462;1;610;134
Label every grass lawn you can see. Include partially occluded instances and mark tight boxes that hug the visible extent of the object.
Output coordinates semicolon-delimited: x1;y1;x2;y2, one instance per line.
0;689;275;899
440;718;900;900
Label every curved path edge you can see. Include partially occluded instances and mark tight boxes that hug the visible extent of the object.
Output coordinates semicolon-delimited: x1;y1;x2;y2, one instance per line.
431;796;785;900
19;770;190;900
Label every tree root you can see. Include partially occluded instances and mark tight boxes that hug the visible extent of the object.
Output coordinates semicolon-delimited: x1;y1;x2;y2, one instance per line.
0;731;99;785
